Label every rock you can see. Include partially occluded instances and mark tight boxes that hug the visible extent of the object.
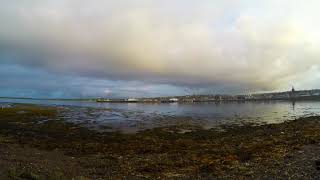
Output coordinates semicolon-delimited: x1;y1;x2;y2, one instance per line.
73;176;91;180
315;160;320;170
309;139;316;144
20;171;41;180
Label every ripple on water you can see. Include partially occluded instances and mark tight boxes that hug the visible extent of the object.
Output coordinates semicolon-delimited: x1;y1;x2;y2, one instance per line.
2;100;320;133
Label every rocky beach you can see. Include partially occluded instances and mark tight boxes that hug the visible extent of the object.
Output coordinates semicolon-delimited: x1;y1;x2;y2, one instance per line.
0;104;319;179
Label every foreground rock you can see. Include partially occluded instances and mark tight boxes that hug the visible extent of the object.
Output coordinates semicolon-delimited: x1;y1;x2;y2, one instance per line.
0;104;319;179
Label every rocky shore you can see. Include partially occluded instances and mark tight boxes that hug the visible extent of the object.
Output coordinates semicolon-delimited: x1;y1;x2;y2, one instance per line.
0;104;319;179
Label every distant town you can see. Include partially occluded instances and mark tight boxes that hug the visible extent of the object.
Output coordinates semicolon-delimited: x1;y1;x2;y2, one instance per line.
97;87;320;103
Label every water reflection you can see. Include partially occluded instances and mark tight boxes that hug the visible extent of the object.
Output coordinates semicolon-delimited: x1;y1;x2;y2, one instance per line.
1;98;320;133
292;101;296;111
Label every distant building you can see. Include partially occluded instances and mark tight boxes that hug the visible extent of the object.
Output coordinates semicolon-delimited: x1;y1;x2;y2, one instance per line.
290;86;296;98
169;98;179;102
127;98;138;102
182;98;195;102
96;98;111;102
312;91;320;96
215;95;222;101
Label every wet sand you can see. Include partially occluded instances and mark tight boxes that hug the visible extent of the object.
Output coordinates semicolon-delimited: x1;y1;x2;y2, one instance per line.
0;104;319;179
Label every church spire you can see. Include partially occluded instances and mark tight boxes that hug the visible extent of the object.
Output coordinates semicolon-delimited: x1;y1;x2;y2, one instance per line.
290;86;296;99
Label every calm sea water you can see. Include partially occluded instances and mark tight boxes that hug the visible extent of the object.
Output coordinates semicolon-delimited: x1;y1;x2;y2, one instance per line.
1;98;320;133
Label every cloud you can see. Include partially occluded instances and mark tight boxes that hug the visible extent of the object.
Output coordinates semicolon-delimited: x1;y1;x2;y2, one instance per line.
0;63;186;98
0;0;320;95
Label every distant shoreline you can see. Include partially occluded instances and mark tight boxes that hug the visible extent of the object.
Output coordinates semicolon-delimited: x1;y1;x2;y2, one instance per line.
0;97;95;102
96;97;320;103
1;89;320;103
2;96;320;104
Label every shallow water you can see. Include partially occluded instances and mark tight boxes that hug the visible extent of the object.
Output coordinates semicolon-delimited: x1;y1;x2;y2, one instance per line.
1;98;320;133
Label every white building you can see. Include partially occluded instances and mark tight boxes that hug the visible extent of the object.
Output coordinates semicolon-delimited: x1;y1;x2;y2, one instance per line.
169;98;179;102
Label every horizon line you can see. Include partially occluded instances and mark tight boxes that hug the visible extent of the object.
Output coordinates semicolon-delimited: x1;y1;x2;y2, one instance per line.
1;88;320;100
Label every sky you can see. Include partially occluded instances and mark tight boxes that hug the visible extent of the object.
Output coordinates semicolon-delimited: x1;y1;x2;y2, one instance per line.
1;0;320;98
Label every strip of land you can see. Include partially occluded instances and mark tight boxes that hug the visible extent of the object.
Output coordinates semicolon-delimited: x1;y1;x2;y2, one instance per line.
0;104;319;179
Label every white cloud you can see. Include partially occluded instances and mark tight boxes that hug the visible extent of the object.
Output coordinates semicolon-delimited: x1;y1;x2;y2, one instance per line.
0;0;320;92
